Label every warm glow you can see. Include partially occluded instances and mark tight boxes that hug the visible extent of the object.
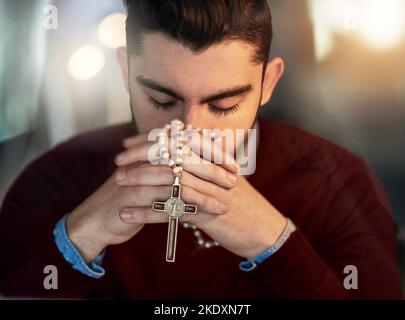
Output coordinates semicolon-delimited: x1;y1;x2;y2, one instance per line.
358;0;405;50
98;13;127;48
309;0;405;61
68;45;106;80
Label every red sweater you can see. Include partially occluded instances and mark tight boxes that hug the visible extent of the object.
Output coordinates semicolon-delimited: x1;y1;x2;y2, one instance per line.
0;117;402;299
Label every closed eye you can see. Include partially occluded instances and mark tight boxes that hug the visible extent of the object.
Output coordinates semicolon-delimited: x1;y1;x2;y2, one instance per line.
147;97;177;110
148;96;240;116
208;104;240;116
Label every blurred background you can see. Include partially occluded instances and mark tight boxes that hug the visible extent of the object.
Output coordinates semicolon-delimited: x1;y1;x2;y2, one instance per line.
0;0;404;292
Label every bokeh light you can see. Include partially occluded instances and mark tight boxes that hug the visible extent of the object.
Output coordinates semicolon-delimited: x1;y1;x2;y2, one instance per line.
98;13;127;49
309;0;405;61
68;45;106;80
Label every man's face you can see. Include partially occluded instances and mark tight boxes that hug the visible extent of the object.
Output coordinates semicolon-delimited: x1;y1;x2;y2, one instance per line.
125;33;266;133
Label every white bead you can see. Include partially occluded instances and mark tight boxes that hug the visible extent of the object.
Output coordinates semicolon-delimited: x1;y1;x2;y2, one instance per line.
175;159;183;166
197;239;205;246
172;166;183;174
193;230;201;237
172;119;184;129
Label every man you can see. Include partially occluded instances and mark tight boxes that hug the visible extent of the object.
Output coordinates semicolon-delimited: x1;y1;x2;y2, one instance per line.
0;0;402;299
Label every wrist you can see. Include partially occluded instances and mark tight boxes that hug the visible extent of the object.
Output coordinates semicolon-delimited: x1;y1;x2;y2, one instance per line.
66;211;107;264
245;215;288;260
240;218;296;272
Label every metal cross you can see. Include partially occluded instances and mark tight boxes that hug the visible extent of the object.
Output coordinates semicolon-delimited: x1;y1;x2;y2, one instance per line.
152;176;198;262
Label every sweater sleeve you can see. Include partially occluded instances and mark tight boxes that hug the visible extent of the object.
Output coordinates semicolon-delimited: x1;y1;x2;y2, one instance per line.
0;146;100;298
245;157;403;300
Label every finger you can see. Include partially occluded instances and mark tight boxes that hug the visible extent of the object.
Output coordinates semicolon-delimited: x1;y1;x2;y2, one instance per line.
180;209;217;227
121;133;149;149
122;131;239;175
119;207;168;224
122;185;171;206
115;165;173;186
185;130;240;174
181;185;228;215
115;140;160;166
115;163;232;200
181;171;231;197
116;158;236;190
182;152;237;189
121;185;227;215
119;207;221;225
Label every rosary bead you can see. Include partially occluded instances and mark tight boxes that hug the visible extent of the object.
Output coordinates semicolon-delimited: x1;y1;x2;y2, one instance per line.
173;166;183;174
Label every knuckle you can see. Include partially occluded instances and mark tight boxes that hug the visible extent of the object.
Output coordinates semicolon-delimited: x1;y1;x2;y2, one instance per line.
181;171;194;187
181;186;194;201
202;196;215;211
130;168;142;182
207;164;218;178
158;165;171;177
181;185;190;197
210;165;224;182
215;165;225;178
156;185;170;199
130;185;142;198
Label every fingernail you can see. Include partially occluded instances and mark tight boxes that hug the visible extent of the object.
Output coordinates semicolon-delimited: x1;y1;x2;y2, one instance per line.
216;202;228;214
227;174;237;186
120;209;133;220
115;153;126;164
115;170;126;182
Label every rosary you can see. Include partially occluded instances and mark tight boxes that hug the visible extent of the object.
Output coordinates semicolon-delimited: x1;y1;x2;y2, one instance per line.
151;119;219;262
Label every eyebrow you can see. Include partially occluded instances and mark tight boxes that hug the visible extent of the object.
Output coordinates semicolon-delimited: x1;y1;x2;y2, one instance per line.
136;76;253;104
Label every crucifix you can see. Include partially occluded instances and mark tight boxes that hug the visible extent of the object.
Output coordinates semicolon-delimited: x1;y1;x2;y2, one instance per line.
152;175;198;262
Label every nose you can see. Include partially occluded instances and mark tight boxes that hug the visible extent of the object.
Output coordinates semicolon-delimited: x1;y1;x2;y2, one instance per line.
181;103;206;129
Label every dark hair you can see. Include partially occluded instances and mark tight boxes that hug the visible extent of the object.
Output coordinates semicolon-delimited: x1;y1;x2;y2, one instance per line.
123;0;272;65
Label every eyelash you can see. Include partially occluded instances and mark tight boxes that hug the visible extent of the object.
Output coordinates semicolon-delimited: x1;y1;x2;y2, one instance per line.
147;97;240;116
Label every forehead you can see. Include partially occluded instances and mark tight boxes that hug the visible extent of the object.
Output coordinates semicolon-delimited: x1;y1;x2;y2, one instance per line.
130;33;260;97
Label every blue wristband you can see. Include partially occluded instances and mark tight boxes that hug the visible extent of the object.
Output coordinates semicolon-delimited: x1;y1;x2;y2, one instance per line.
239;218;296;272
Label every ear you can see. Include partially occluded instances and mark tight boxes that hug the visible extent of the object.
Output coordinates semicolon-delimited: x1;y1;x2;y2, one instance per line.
259;57;285;107
116;46;129;92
